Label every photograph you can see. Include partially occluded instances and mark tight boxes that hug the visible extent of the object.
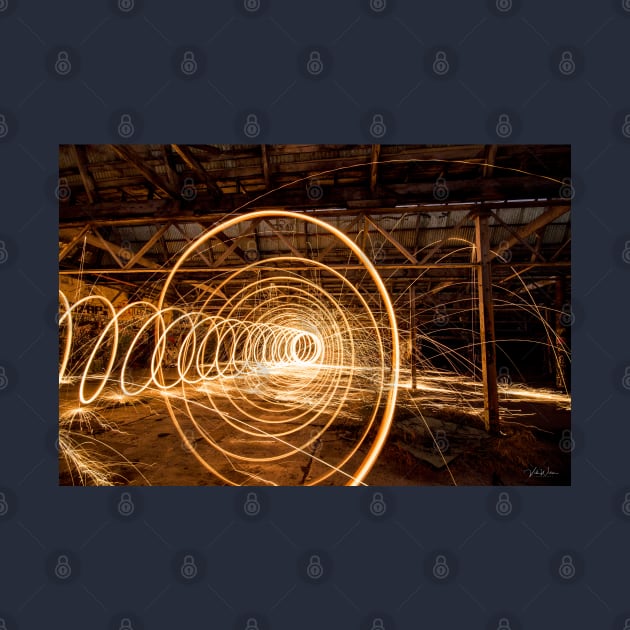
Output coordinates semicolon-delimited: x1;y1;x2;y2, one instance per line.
58;143;571;486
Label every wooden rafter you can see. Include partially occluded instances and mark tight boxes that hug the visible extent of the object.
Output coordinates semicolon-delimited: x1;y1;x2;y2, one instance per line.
70;145;99;204
109;144;180;200
170;144;222;199
261;145;270;190
370;144;381;194
365;215;417;264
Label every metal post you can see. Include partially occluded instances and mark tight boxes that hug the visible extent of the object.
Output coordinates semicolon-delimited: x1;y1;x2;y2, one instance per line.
474;211;500;434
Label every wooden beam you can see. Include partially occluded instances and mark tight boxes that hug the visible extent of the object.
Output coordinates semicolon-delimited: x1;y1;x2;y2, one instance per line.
60;227;159;269
410;285;417;390
316;214;364;263
491;210;546;261
109;144;180;200
492;205;570;261
482;144;498;178
60;197;568;226
212;219;262;267
170;144;222;199
475;212;500;434
263;219;303;258
123;223;171;269
370;144;381;194
365;215;418;264
59;224;90;262
70;145;98;204
91;227;127;269
161;145;179;189
59;261;570;275
172;223;214;268
261;145;270;190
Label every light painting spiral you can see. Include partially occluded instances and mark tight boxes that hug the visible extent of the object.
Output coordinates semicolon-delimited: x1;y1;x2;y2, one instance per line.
58;210;400;486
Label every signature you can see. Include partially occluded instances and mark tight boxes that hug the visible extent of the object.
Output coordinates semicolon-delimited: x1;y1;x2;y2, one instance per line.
524;465;559;479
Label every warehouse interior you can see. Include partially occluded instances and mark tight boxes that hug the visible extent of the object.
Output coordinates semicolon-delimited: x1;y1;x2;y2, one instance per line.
58;143;571;486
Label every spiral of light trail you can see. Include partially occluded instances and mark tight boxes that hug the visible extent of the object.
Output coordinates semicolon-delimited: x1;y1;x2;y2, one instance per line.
58;210;400;485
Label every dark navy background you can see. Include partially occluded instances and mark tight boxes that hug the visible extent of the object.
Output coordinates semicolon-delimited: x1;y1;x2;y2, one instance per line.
1;1;629;628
